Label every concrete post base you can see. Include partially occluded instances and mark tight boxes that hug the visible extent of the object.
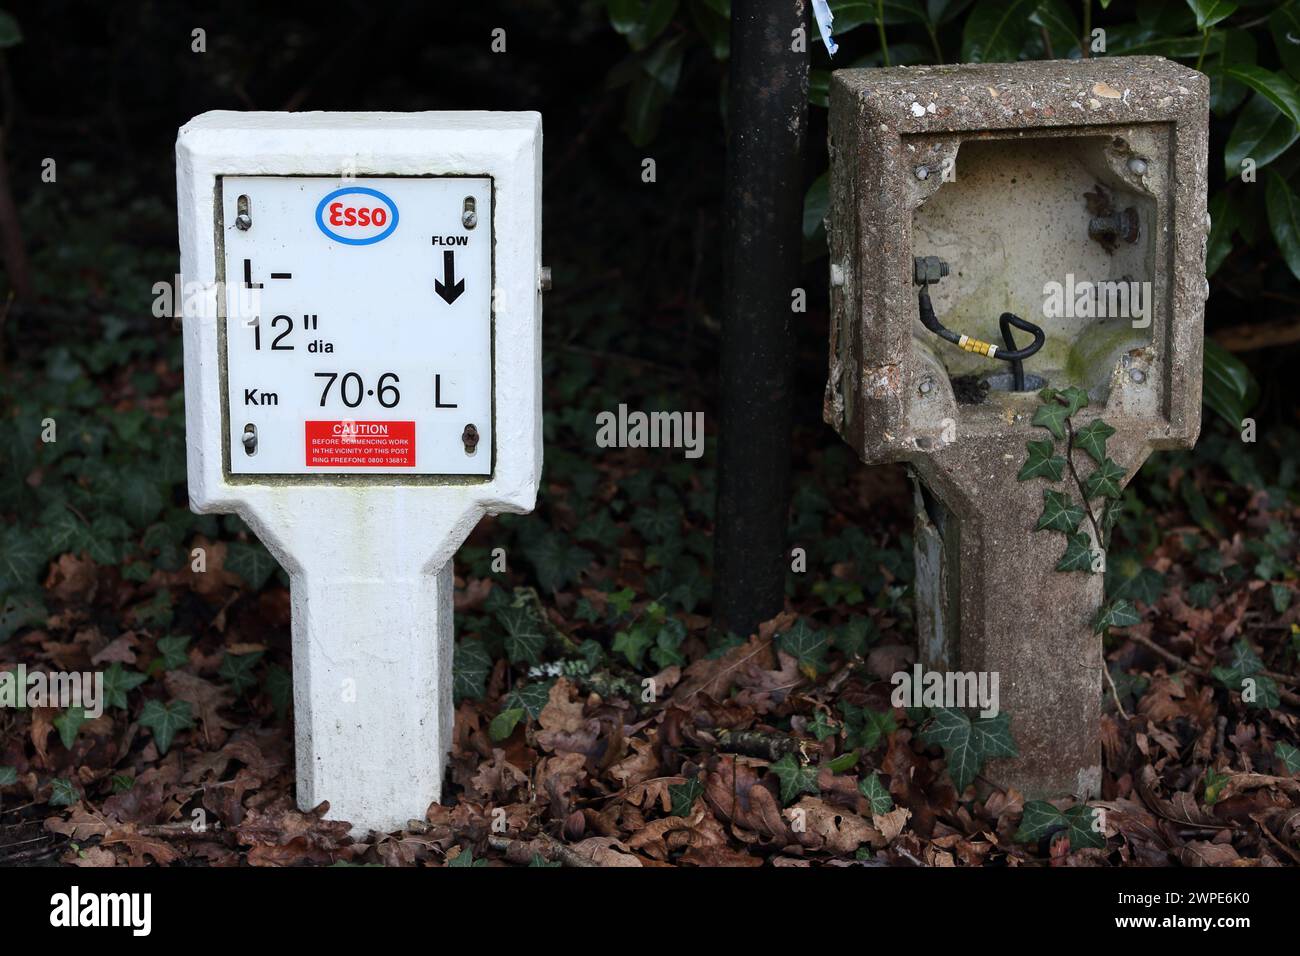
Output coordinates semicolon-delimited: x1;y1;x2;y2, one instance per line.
290;565;454;834
911;432;1151;800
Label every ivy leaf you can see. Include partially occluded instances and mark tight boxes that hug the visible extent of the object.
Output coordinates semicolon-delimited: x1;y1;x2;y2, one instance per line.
102;662;147;710
447;848;488;867
504;681;553;720
116;469;165;530
776;619;829;677
1063;805;1107;848
1035;489;1085;534
1275;741;1300;776
154;635;191;671
612;627;653;669
807;710;838;742
0;525;44;593
224;540;278;590
1056;385;1090;416
524;533;593;593
496;605;546;665
453;639;492;702
1084;458;1127;500
1056;533;1095;572
1018;439;1066;482
49;778;80;807
53;706;86;750
1073;419;1116;464
858;773;894;815
858;708;897;751
1031;401;1069;440
1015;800;1104;847
669;777;705;817
0;766;16;786
970;712;1018;759
138;699;194;755
1242;675;1281;709
489;707;525;742
218;650;264;694
1093;599;1141;633
768;753;821;806
0;593;46;642
919;708;981;793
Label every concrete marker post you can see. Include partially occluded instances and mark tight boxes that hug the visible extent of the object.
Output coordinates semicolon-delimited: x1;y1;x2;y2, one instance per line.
176;112;543;833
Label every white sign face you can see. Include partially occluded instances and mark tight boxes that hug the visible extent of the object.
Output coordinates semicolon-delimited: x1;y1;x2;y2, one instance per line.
219;175;492;476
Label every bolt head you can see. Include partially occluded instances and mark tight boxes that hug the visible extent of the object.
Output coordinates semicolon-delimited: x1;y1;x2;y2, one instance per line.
235;214;252;231
1127;157;1148;176
1129;368;1146;384
918;378;933;395
462;210;477;228
914;165;929;181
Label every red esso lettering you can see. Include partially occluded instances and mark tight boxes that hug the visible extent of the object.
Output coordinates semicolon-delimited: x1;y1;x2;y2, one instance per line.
328;202;386;228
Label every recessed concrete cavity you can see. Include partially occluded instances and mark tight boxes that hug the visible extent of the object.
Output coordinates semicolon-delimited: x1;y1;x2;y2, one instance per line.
825;58;1208;799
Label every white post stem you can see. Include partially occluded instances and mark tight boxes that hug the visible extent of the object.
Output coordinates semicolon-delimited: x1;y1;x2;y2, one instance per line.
289;563;454;834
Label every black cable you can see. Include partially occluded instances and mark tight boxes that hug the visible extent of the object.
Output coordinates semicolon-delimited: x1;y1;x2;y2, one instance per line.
916;286;1045;391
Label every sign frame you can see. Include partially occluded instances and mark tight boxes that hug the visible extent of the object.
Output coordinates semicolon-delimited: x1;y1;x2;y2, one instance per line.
213;171;499;483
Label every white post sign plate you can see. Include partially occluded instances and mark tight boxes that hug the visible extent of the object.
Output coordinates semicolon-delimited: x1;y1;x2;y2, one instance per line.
222;176;492;476
176;112;542;834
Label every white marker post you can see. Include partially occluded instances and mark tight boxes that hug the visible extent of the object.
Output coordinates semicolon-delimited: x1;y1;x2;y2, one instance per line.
175;113;543;833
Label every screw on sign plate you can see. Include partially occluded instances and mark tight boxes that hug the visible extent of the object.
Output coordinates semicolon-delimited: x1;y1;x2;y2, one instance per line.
462;196;477;229
235;194;252;231
461;423;479;454
241;423;257;455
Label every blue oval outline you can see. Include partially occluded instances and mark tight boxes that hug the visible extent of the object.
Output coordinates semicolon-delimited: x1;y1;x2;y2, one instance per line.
315;186;399;245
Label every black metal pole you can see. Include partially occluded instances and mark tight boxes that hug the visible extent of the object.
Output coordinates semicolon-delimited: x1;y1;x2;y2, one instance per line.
712;0;808;637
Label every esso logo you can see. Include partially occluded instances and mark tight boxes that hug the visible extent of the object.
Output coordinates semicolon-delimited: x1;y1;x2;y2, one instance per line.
315;187;399;245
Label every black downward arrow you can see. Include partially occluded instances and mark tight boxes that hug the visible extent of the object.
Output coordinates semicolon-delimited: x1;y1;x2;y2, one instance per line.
435;250;465;304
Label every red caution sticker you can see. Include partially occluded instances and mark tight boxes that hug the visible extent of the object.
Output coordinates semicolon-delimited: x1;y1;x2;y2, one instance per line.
305;421;415;467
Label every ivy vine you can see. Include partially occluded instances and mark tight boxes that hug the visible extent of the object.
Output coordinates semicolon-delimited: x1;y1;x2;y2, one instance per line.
1017;385;1136;633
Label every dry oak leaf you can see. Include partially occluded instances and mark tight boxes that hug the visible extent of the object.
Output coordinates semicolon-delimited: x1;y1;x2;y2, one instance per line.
1177;840;1242;867
674;636;776;703
90;632;139;666
568;836;643;867
679;845;764;867
537;751;588;818
45;806;113;842
63;846;118;867
790;796;883;854
536;677;601;755
467;748;530;803
101;824;181;867
235;802;354;865
607;737;660;790
164;670;237;747
44;552;99;603
873;805;912;843
622;775;686;813
704;756;792;844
